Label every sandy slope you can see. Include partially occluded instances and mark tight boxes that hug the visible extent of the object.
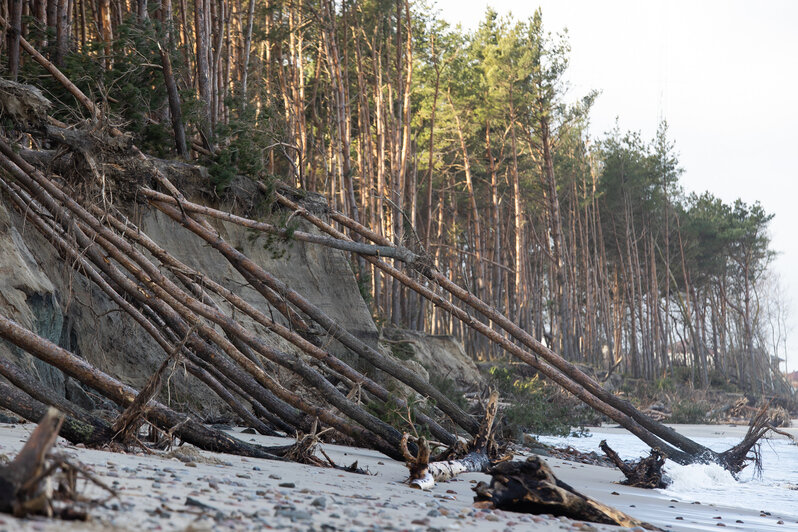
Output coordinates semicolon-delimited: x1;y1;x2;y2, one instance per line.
0;422;793;532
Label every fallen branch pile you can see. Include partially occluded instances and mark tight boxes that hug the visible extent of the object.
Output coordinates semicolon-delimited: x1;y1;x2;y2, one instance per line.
0;33;473;468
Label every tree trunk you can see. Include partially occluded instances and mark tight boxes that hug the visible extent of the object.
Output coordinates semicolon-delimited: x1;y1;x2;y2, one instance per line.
6;0;22;78
194;0;213;148
159;0;188;157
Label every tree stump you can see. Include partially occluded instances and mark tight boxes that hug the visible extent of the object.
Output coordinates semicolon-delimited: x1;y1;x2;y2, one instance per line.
600;440;667;489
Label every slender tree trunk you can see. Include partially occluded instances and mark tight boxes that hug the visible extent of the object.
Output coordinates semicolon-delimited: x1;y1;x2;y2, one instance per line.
540;117;571;358
159;0;188;157
510;113;523;323
423;38;439;249
98;0;111;68
194;0;213;148
447;90;484;297
240;0;255;103
6;0;22;78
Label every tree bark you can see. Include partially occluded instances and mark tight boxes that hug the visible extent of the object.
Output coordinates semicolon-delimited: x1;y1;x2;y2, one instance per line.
474;457;660;530
0;380;112;446
6;0;22;78
159;0;188;157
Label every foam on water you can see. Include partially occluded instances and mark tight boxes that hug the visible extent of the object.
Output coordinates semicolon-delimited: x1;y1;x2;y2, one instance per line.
661;461;737;493
537;426;798;518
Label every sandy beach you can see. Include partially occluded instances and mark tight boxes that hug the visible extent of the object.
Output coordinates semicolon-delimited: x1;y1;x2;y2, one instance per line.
0;422;795;532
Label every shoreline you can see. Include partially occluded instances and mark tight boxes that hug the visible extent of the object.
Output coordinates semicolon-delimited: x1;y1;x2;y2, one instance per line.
0;422;794;531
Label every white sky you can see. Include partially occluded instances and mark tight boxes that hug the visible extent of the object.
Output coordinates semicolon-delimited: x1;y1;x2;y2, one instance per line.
432;0;798;372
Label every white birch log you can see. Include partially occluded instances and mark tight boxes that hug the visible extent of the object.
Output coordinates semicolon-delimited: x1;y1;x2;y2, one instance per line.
409;451;491;490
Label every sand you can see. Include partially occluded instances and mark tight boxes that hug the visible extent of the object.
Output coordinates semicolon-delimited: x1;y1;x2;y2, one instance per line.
0;422;794;532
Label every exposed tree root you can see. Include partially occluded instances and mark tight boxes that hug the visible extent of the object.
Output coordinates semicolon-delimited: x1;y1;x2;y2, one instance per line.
600;440;667;489
473;456;661;530
403;392;506;489
717;405;775;474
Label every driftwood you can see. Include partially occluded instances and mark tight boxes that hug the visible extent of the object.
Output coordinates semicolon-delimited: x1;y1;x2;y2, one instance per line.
474;457;661;530
0;408;116;519
0;408;65;516
403;392;502;489
599;440;667;489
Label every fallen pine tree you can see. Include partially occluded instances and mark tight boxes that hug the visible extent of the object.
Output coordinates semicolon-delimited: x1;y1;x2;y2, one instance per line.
271;191;781;472
0;24;783;480
0;69;460;462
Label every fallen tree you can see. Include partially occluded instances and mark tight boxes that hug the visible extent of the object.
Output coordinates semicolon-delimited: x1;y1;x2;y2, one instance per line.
0;28;780;478
403;392;503;490
272;190;778;472
0;68;454;462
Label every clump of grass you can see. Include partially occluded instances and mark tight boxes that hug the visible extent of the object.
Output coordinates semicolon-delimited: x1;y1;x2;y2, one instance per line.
388;341;415;361
670;399;708;424
488;366;573;437
429;373;468;410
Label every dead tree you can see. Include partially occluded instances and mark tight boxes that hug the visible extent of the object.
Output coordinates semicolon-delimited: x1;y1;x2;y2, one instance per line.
0;74;434;463
0;311;285;460
274;192;774;472
0;380;112;446
474;457;661;531
600;440;667;489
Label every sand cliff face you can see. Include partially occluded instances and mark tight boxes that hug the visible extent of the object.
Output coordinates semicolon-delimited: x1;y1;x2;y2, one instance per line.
0;188;381;415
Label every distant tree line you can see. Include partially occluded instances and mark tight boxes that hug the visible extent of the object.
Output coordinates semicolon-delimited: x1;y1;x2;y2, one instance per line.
1;0;787;394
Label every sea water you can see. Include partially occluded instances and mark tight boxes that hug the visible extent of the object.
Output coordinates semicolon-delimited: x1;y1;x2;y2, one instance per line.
537;425;798;519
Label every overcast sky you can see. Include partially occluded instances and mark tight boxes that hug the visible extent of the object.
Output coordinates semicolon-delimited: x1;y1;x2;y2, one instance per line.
432;0;798;371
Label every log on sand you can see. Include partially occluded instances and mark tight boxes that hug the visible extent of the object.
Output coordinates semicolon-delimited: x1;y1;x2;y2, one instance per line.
403;392;501;490
0;379;113;446
474;456;661;530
